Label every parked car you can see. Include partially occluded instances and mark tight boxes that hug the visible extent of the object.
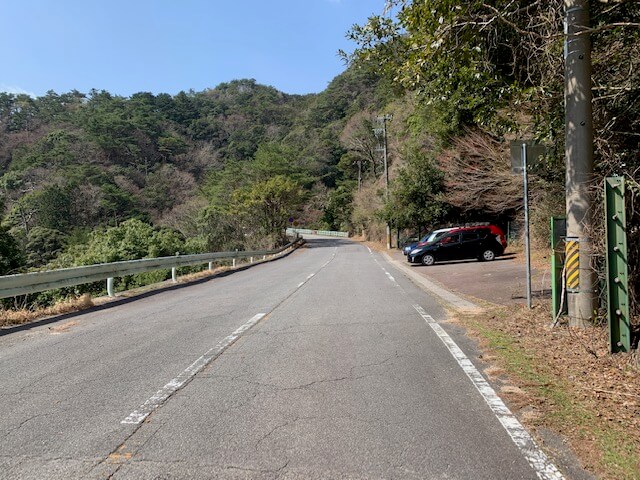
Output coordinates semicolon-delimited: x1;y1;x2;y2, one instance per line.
400;234;420;254
407;225;506;265
402;228;456;255
484;224;508;250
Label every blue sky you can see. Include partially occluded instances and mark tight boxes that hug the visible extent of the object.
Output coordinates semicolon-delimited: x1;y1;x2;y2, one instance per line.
0;0;387;98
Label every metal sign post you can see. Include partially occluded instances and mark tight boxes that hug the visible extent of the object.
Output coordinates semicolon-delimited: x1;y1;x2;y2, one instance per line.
511;141;546;309
522;143;532;309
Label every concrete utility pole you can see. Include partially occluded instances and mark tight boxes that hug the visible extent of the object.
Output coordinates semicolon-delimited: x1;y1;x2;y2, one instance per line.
376;115;393;249
564;0;597;326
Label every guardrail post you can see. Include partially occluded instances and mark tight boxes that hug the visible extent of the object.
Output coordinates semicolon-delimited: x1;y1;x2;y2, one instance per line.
172;251;179;283
208;261;213;271
263;255;266;260
250;257;254;264
0;244;300;300
605;177;630;353
551;217;567;320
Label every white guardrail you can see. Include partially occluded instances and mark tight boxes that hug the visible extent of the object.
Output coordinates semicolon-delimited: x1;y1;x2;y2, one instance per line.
286;228;349;238
0;238;305;300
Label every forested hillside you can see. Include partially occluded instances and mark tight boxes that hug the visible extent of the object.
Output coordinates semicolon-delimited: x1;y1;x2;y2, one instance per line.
0;72;388;282
1;0;638;315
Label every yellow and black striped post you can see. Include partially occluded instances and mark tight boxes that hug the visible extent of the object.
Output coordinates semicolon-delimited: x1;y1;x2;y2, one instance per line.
565;239;580;292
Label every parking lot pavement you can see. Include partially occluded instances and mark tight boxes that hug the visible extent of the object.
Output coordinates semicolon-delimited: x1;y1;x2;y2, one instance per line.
388;249;551;306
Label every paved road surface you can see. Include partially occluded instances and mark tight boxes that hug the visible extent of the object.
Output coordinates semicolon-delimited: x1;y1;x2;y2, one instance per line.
388;249;551;306
0;237;560;479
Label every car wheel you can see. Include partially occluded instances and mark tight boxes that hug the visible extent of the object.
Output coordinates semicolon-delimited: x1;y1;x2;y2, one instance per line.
421;254;435;266
480;249;496;262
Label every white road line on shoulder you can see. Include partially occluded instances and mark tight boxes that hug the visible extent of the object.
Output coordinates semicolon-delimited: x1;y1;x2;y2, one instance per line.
367;246;372;254
383;252;479;311
121;313;267;425
412;304;565;480
372;257;398;284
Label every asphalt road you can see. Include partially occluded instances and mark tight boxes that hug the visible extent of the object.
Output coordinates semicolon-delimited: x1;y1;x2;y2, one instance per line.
0;237;560;479
388;249;551;306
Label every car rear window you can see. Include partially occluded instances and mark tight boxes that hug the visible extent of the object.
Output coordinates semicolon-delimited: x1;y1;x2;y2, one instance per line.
461;232;479;241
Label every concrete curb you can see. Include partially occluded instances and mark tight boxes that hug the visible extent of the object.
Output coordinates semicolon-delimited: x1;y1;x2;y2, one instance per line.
381;251;482;312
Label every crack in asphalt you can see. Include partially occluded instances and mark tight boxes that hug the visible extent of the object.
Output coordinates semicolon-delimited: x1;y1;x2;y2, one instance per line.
84;248;341;477
2;412;53;439
1;370;57;396
254;416;301;450
2;454;102;479
225;459;291;475
201;354;400;395
85;456;292;477
88;419;164;479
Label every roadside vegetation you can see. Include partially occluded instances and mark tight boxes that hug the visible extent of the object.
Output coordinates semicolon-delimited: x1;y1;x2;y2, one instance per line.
0;3;636;319
2;2;638;314
0;74;387;303
0;1;638;475
454;302;639;480
343;2;638;308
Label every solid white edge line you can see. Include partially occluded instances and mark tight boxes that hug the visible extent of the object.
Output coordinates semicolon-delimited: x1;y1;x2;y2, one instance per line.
382;252;479;311
373;257;397;284
121;313;267;425
412;305;565;480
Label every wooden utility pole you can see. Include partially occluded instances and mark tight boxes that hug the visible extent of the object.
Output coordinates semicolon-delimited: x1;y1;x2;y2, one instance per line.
564;0;597;326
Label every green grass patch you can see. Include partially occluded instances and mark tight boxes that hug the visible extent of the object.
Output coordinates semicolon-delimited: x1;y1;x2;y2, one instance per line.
598;428;640;480
460;313;640;480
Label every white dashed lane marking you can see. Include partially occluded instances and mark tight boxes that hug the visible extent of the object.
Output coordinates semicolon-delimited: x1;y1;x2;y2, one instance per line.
122;247;339;425
122;313;267;425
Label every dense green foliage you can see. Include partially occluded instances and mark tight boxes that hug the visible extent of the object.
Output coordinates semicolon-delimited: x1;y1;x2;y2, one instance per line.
0;72;385;282
380;148;447;231
1;1;638;313
0;224;22;275
346;0;639;312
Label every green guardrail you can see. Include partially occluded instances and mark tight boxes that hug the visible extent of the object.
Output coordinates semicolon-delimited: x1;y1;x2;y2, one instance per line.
604;176;630;353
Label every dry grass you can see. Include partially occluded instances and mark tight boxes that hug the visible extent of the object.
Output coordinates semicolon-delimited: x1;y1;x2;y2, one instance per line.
484;365;506;379
0;250;299;329
0;265;235;328
455;303;640;479
0;294;94;328
361;240;387;253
